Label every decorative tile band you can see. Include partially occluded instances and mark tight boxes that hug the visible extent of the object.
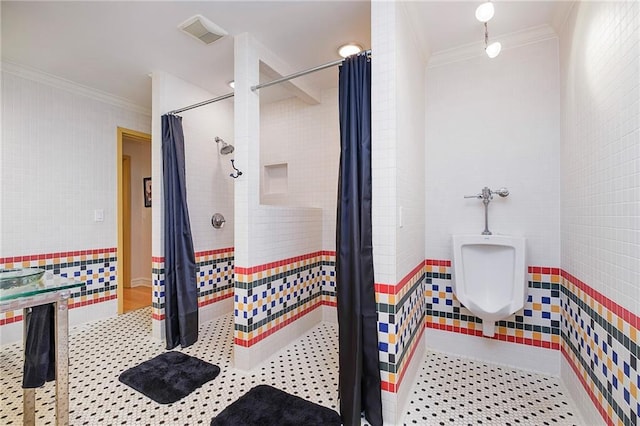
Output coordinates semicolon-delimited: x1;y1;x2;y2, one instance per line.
0;248;117;325
424;262;561;350
320;251;336;306
423;259;639;425
561;270;639;426
376;262;428;392
234;251;324;346
150;248;235;321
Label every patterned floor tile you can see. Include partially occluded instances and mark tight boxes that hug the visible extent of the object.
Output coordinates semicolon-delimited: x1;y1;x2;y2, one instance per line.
0;308;580;425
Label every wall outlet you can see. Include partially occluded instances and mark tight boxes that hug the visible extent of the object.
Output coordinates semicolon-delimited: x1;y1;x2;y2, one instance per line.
94;209;104;222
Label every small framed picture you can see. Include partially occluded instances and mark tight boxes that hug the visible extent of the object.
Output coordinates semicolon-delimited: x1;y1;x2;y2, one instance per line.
143;177;152;208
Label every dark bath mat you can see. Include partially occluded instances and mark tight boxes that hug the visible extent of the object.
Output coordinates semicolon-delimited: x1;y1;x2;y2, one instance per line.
210;384;341;426
118;351;220;404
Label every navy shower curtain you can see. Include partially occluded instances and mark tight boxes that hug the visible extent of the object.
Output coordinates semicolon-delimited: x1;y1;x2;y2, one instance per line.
336;53;383;426
162;114;198;349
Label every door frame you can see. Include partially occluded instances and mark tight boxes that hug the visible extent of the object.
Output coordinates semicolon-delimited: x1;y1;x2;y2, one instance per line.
117;127;152;314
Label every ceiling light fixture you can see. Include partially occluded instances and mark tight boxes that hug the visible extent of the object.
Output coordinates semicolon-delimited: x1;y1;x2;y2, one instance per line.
475;1;495;22
338;43;363;58
484;22;501;58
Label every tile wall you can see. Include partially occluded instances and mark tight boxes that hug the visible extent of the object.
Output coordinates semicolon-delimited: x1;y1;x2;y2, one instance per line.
425;260;561;350
234;251;325;347
0;67;150;256
150;248;235;322
558;2;640;424
376;262;427;393
561;271;639;425
150;71;235;259
260;88;340;251
0;249;117;326
422;257;640;425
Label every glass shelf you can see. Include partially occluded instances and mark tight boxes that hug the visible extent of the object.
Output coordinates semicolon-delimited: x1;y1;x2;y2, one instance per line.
0;271;84;303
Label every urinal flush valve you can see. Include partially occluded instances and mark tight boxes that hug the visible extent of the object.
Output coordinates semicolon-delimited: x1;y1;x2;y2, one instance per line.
464;187;509;235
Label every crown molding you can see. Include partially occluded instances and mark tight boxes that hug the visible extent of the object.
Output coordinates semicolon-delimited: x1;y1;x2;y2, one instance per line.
0;61;151;116
427;24;558;69
551;1;578;36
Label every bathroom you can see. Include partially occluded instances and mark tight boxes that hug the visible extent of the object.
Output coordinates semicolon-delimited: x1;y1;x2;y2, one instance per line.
1;1;638;425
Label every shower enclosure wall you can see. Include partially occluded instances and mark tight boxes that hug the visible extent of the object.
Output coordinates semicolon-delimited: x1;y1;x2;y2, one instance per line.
150;71;235;340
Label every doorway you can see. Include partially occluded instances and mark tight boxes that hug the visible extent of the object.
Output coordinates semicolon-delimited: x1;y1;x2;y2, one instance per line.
117;127;152;314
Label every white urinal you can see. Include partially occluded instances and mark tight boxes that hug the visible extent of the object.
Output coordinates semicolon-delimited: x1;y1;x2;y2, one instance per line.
452;235;526;337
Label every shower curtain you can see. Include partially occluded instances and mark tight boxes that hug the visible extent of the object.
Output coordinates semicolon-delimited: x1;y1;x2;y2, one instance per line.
336;53;383;426
162;114;198;349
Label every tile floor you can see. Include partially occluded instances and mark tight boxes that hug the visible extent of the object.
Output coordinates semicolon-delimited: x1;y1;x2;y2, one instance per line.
0;307;581;425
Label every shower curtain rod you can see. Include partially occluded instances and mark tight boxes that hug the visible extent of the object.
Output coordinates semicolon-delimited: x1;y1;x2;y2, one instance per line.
167;49;371;115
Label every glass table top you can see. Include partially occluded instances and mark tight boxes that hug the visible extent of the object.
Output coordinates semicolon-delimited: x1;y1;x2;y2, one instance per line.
0;269;84;303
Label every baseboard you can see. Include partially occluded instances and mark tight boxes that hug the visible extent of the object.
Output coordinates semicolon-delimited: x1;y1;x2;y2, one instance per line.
560;351;603;425
199;298;233;324
130;278;152;287
396;331;426;423
151;297;233;342
0;321;22;345
234;305;323;371
381;331;427;425
0;299;119;345
322;304;337;323
69;299;118;328
425;327;560;376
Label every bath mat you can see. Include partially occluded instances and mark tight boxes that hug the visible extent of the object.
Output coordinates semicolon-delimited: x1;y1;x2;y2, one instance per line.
210;384;341;426
118;351;220;404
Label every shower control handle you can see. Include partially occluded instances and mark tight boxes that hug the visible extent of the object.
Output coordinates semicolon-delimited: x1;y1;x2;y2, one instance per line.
464;194;482;199
211;213;226;229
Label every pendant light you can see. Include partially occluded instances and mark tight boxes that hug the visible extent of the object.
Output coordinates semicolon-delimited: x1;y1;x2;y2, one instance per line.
475;1;495;23
476;1;501;59
484;22;501;59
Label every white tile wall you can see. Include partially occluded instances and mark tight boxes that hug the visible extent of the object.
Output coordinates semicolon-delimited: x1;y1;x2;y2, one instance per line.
150;71;235;255
233;34;324;269
372;0;398;286
372;2;428;424
395;2;427;279
260;88;340;251
1;70;151;256
233;33;260;267
558;0;640;324
424;38;562;268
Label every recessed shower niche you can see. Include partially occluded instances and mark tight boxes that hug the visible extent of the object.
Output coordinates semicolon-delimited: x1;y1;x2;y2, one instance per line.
261;162;288;204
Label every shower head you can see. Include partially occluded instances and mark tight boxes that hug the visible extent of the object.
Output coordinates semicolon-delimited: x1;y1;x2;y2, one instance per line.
214;137;234;155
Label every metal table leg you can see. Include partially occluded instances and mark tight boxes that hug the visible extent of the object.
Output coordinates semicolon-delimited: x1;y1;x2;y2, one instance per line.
22;308;35;426
54;295;70;426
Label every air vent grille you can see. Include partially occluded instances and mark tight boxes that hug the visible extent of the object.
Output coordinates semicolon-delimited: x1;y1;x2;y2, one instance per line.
178;15;227;45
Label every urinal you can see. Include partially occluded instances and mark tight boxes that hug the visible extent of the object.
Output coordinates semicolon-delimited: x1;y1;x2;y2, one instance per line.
452;235;526;337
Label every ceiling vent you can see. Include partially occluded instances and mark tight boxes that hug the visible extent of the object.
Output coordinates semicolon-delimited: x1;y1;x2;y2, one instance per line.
178;15;227;45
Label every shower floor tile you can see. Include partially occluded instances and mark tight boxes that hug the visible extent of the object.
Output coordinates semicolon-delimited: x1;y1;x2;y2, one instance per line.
0;308;580;425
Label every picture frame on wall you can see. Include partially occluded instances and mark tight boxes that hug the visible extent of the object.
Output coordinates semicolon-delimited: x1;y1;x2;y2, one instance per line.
143;177;152;208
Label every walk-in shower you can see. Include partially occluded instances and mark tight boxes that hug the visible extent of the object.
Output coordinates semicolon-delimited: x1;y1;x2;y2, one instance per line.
215;137;234;155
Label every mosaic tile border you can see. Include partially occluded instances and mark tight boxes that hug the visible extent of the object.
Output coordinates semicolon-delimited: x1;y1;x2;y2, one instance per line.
0;248;117;325
150;248;235;321
422;259;639;425
234;251;324;347
376;262;427;393
424;262;562;350
320;251;337;306
561;270;639;426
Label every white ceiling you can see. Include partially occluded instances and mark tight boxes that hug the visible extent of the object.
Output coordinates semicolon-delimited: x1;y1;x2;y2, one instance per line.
1;1;564;110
